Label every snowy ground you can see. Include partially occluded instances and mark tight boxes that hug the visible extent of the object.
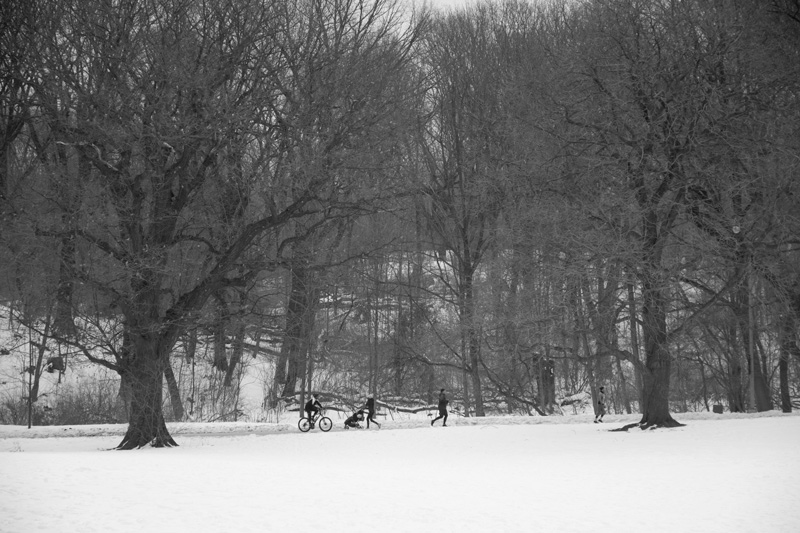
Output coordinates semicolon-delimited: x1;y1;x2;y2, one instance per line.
1;411;798;533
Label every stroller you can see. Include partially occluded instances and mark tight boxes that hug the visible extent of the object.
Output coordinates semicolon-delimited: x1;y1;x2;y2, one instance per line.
344;409;365;429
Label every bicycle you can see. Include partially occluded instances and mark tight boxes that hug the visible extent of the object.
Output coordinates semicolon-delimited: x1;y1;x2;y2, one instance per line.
298;410;332;432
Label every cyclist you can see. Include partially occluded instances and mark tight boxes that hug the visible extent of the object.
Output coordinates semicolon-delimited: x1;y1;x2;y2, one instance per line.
305;394;323;425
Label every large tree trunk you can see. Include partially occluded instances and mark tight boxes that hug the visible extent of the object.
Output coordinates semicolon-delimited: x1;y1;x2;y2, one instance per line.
724;321;746;411
639;275;682;428
734;282;772;411
117;336;177;449
751;345;773;412
278;271;305;398
277;261;319;399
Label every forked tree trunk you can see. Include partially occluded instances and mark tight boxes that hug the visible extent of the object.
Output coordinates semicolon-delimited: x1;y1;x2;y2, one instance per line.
117;339;177;449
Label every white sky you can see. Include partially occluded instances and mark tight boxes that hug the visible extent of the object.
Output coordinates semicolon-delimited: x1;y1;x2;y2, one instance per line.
411;0;476;11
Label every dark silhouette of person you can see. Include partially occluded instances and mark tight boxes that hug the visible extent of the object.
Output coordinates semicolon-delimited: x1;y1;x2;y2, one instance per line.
594;386;606;423
431;388;449;426
344;409;364;429
305;394;322;425
363;396;381;429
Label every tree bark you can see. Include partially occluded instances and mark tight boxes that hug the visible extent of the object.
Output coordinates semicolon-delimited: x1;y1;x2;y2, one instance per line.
735;281;772;411
224;287;248;387
615;354;632;414
224;321;246;388
463;269;484;416
53;220;77;337
627;282;644;411
213;296;228;372
778;313;794;413
117;337;177;449
639;274;682;428
164;361;184;421
278;260;319;399
726;340;746;413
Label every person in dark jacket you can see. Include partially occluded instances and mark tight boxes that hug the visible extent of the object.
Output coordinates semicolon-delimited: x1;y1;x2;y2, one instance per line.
363;396;381;429
344;409;364;429
431;388;449;427
305;394;323;425
594;386;606;423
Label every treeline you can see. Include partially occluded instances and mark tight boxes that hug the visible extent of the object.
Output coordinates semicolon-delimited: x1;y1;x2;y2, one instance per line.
1;0;799;445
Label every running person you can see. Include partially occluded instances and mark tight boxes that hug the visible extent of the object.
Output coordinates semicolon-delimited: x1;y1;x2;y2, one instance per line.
431;389;449;427
363;396;380;429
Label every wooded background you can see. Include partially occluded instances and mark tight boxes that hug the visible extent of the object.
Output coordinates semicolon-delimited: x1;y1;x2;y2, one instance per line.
1;0;798;444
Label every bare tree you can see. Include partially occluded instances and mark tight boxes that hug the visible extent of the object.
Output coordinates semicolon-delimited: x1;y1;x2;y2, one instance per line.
262;0;426;409
26;0;314;448
416;5;516;416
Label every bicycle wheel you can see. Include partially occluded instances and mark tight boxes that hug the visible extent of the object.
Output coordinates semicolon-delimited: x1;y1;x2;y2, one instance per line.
298;417;311;432
318;416;333;432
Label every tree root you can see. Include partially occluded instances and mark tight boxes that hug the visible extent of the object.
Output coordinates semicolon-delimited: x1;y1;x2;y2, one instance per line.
116;423;179;450
116;434;178;450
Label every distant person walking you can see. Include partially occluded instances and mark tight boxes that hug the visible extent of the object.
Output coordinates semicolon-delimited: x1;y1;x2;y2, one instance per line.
363;396;381;429
594;386;606;423
431;389;449;427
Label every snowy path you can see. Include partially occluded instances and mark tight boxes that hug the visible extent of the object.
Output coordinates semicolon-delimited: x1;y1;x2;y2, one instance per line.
1;413;798;533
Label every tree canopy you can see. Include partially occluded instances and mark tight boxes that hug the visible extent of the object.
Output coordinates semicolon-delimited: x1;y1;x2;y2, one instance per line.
1;0;798;445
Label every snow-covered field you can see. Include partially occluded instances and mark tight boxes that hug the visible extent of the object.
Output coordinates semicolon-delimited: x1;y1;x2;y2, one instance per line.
1;411;798;533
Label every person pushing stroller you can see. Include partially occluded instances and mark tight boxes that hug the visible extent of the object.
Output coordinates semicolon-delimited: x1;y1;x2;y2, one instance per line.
343;396;381;429
361;396;381;429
